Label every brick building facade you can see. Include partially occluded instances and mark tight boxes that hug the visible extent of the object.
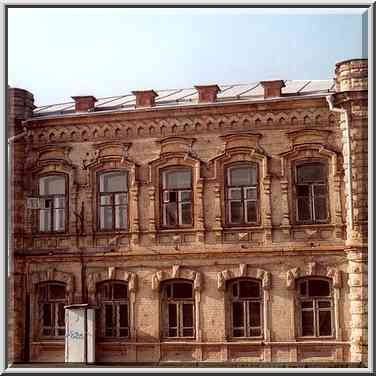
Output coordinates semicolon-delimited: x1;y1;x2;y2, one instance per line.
7;58;368;366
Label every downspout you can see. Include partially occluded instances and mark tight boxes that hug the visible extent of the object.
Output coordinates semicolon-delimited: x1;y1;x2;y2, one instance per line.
7;126;28;143
326;94;353;233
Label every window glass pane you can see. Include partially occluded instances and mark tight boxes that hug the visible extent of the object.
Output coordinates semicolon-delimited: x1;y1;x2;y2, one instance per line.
297;164;325;183
228;188;241;200
53;197;65;208
57;303;65;327
318;310;332;336
39;176;65;195
100;195;112;205
173;283;193;299
169;328;177;337
183;328;194;337
182;303;193;327
233;302;244;328
229;167;256;186
297;197;311;221
115;206;127;229
318;301;331;308
299;281;307;296
42;303;52;327
313;185;326;195
120;328;128;337
53;209;65;231
301;301;313;309
39;209;51;231
249;328;261;337
119;304;128;328
314;197;327;221
239;280;260;298
246;201;257;223
38;285;48;301
229;201;242;223
180;191;192;202
58;328;65;336
98;284;110;299
308;280;330;297
233;329;244;337
180;203;192;225
168;303;177;328
301;310;314;336
100;172;128;193
100;207;113;230
296;185;309;196
249;302;261;327
164;170;191;189
232;283;238;297
113;284;128;299
115;193;128;205
43;328;52;336
50;284;65;300
163;203;177;226
245;187;257;200
105;305;113;328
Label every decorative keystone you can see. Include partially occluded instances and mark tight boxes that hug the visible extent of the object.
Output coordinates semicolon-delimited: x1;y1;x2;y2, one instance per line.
194;84;220;103
260;80;285;98
71;95;97;112
132;90;158;108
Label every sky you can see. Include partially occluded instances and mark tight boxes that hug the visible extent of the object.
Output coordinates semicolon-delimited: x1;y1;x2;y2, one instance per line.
7;8;366;107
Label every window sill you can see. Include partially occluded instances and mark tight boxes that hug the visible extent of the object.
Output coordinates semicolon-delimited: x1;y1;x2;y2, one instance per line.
161;337;196;342
223;225;263;230
295;335;336;341
32;233;70;237
157;228;195;233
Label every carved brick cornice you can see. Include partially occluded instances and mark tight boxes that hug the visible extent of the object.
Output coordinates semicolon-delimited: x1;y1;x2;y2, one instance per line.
151;265;202;291
216;263;271;291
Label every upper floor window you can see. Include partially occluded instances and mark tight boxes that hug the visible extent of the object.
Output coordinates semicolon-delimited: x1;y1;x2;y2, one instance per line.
37;282;66;338
97;281;129;338
228;279;262;338
161;280;195;339
297;278;333;337
295;162;329;224
161;168;192;228
38;175;67;232
226;164;259;226
98;171;128;231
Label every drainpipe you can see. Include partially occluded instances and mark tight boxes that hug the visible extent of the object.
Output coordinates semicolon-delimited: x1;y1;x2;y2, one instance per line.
326;94;353;233
7;126;28;143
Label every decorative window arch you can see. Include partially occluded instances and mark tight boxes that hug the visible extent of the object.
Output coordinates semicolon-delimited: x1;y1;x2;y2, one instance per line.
207;132;272;243
148;137;204;243
286;262;342;340
29;269;75;341
87;267;137;340
279;130;344;239
217;263;271;341
83;142;140;246
151;265;202;341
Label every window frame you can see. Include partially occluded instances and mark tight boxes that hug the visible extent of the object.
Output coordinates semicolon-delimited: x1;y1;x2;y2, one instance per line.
161;279;195;340
97;281;130;340
160;167;194;229
296;277;335;339
37;282;67;339
36;173;69;234
227;278;263;340
225;163;260;227
96;170;129;233
294;161;329;225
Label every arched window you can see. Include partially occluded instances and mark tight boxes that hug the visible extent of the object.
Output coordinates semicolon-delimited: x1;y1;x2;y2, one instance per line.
294;161;329;224
297;278;333;337
97;281;129;338
161;168;192;228
226;164;259;226
98;171;128;231
228;279;262;338
38;175;67;232
37;282;66;337
161;280;195;338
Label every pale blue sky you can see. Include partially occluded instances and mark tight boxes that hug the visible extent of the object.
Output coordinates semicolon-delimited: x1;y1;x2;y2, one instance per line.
8;8;365;106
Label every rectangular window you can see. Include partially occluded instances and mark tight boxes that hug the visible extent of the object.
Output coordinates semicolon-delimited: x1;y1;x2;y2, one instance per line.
99;171;128;231
162;169;192;228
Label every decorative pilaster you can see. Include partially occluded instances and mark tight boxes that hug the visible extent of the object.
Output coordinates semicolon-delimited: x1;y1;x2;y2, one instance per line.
148;186;156;241
129;183;140;246
195;182;205;243
262;176;272;244
280;179;291;237
213;183;223;242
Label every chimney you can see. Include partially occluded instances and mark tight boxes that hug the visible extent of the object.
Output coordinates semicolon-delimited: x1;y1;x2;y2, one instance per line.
195;85;220;103
71;96;97;112
260;80;285;98
132;90;158;108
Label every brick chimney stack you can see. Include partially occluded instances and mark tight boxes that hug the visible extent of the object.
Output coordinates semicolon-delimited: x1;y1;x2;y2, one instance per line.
71;96;97;112
132;90;158;108
260;80;285;98
195;85;221;103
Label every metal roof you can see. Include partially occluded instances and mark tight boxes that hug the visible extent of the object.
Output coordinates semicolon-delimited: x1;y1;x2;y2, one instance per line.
32;80;335;118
